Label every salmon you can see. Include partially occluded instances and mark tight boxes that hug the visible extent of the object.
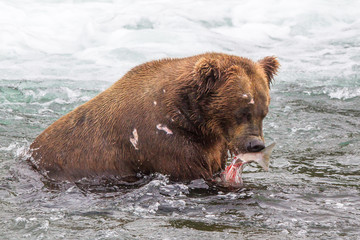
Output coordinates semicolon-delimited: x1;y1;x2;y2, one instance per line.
217;142;276;188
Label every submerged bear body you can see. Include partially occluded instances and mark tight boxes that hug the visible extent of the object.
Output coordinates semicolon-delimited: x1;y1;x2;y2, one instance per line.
29;53;279;182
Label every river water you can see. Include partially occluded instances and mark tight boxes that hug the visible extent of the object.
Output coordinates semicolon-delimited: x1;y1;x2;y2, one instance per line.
1;0;360;239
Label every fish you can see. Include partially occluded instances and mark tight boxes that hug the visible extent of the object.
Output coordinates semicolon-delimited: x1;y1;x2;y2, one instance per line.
216;142;276;188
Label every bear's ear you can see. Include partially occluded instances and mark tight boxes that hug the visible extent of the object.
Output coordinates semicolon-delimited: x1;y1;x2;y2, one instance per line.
194;57;220;94
258;56;280;87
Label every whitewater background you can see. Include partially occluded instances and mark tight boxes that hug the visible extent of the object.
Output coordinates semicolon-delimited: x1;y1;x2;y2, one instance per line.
1;0;360;239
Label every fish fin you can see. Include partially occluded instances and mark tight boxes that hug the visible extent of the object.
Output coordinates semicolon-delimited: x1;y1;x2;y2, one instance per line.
257;142;276;171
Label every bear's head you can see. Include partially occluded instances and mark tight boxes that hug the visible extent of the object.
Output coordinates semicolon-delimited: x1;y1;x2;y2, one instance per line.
188;54;280;155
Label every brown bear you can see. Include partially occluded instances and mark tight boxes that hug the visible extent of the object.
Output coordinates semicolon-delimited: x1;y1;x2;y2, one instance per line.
29;53;279;183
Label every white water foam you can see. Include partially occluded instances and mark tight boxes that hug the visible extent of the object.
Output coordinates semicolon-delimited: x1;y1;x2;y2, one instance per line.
325;87;360;100
0;0;359;84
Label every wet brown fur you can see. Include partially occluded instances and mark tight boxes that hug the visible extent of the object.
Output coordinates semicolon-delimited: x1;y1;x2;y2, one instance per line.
29;53;279;182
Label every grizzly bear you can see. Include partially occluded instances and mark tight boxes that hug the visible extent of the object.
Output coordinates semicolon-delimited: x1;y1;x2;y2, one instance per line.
29;53;279;183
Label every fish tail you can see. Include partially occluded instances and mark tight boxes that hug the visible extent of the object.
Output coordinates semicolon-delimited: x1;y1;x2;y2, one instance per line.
258;142;276;171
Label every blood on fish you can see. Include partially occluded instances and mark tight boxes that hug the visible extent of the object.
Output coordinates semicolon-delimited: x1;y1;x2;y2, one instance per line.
216;142;276;188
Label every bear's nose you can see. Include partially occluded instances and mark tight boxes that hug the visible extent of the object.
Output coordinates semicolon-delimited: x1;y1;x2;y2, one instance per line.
246;139;265;152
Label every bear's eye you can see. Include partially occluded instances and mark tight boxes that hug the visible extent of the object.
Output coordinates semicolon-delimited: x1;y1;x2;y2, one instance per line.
235;107;252;124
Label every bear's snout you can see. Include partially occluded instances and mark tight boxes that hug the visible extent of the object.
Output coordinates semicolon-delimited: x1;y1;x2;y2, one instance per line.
246;139;265;152
230;136;265;154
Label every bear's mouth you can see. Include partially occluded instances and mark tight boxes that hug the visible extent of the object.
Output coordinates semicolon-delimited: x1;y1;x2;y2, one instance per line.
229;147;247;157
216;142;276;189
